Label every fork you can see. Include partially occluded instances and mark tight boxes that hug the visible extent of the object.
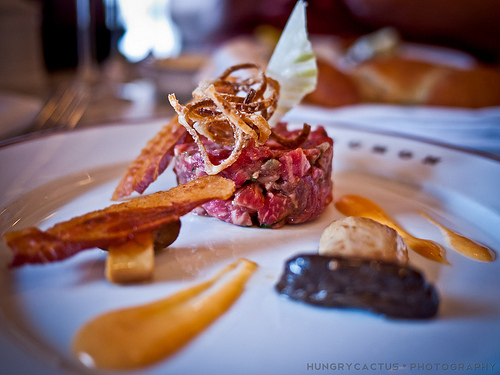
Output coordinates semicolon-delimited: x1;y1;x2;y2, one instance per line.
27;78;91;133
28;0;96;134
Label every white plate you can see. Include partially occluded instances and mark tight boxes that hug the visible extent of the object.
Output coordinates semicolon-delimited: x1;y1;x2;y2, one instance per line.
0;120;499;375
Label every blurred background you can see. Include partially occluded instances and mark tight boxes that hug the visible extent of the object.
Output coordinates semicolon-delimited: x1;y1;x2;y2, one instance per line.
1;0;500;151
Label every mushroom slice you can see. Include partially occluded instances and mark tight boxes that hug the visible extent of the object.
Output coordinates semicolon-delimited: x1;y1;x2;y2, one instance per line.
319;216;408;265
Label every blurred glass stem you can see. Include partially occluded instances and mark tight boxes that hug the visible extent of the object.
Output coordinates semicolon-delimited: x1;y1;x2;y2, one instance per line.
76;0;99;82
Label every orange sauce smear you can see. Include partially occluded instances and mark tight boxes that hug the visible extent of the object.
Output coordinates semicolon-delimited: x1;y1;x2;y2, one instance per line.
335;195;449;264
420;212;495;262
72;258;257;370
335;194;496;264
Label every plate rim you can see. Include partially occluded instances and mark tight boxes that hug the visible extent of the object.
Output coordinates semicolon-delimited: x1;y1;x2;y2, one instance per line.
1;118;500;163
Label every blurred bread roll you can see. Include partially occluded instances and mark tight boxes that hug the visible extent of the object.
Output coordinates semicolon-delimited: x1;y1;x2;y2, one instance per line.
304;59;360;107
350;57;448;105
425;66;500;108
306;45;500;108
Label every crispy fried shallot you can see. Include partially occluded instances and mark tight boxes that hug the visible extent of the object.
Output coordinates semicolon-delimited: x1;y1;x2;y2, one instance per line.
169;63;280;175
270;123;311;149
3;176;235;267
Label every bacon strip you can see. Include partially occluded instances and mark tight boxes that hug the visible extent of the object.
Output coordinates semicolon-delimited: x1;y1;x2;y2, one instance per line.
4;176;235;267
112;117;187;200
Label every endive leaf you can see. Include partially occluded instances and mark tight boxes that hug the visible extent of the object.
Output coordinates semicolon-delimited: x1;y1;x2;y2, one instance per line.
266;0;317;126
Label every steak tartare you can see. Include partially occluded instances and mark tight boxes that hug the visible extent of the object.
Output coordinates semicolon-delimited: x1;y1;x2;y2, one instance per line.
174;122;333;228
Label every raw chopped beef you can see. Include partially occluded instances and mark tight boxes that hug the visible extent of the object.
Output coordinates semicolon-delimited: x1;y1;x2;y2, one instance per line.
173;123;333;228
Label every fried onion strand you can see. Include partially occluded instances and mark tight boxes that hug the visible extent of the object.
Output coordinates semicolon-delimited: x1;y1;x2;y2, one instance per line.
169;63;280;175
